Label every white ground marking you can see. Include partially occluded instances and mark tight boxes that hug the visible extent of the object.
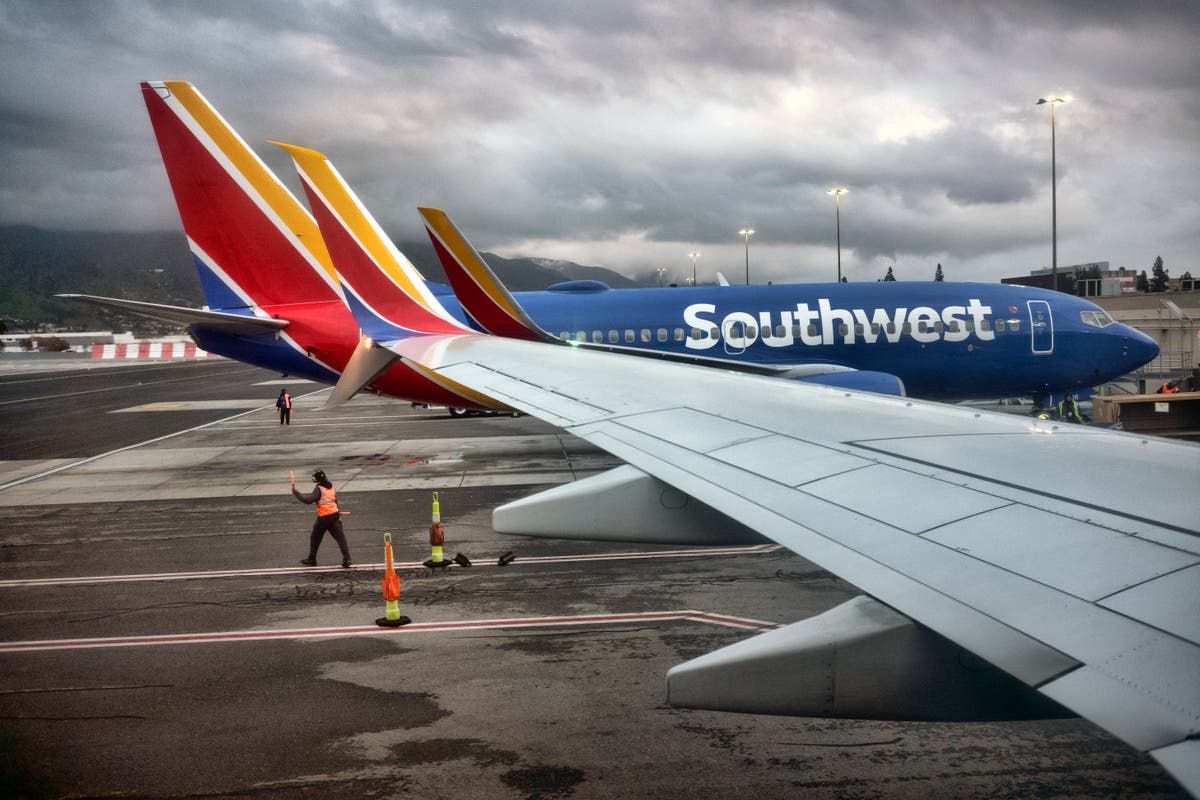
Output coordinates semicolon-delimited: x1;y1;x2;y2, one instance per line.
0;545;781;588
0;610;780;653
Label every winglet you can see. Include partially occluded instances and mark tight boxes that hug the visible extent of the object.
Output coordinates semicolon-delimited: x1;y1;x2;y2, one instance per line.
418;207;556;342
271;141;469;340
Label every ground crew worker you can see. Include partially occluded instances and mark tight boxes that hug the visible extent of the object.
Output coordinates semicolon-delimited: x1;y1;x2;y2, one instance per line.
276;388;292;425
1158;381;1181;394
1057;392;1084;424
292;469;351;568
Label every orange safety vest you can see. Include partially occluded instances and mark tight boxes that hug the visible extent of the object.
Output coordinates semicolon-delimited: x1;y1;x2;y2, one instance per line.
316;485;339;516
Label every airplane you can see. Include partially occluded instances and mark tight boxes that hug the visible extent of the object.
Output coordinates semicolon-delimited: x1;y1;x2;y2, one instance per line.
62;80;497;413
272;139;1158;404
64;81;1156;413
323;228;1200;797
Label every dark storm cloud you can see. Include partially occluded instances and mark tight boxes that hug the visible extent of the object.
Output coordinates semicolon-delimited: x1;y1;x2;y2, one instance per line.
0;0;1196;283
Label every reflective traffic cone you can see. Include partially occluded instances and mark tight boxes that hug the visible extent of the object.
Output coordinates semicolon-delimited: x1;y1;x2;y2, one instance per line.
424;491;451;569
376;532;411;627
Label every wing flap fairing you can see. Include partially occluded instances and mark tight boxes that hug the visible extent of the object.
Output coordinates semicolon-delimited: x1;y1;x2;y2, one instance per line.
493;465;768;545
667;595;1066;720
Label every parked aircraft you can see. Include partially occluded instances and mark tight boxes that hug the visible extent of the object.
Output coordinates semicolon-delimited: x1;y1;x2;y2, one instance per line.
274;140;1157;403
326;232;1200;798
65;81;1156;409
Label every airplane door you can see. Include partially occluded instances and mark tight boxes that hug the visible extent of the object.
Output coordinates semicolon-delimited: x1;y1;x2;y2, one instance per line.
723;319;746;355
1028;300;1053;355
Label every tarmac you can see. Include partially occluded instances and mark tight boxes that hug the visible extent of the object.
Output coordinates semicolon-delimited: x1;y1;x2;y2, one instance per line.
0;358;1187;798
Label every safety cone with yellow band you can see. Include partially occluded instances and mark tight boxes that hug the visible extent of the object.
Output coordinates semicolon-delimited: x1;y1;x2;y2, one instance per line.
424;491;450;569
375;532;411;627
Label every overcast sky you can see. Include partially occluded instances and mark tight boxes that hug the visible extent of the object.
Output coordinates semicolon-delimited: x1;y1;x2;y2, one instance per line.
1;0;1197;284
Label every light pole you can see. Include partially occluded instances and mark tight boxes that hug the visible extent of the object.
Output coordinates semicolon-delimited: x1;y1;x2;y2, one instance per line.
688;251;700;286
826;187;847;282
738;229;755;284
655;267;667;287
1037;97;1066;292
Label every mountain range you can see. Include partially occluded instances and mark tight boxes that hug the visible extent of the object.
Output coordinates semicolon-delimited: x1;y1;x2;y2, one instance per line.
0;225;644;333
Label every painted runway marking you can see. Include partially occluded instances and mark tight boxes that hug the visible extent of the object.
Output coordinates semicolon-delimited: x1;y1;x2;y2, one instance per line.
0;610;780;653
0;386;330;493
112;399;268;412
0;545;780;588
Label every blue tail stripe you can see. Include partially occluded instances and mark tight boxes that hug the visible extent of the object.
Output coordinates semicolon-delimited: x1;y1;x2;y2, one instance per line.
193;252;251;312
342;283;422;343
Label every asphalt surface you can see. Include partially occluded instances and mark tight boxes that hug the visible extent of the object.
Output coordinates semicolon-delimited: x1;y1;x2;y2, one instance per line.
0;359;1186;799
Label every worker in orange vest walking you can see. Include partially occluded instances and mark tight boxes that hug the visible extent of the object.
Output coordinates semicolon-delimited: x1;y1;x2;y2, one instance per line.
292;469;352;568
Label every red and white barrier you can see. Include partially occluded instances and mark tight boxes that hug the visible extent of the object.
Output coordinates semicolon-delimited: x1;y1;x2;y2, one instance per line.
90;342;220;360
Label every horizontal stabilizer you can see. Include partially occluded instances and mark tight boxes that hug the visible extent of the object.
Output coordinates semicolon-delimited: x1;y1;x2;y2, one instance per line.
325;334;401;409
57;294;288;335
667;596;1064;721
493;465;768;545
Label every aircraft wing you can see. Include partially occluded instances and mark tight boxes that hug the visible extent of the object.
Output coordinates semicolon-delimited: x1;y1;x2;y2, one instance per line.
57;294;289;335
381;331;1200;795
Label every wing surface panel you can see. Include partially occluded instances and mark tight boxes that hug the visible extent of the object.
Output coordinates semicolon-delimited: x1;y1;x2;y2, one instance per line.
858;434;1199;535
387;333;1200;767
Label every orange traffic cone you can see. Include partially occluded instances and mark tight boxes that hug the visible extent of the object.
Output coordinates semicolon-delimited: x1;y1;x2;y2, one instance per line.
376;532;411;627
424;492;451;569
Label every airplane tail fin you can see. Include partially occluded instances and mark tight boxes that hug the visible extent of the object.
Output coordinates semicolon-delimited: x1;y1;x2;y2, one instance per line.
140;81;341;311
418;207;555;342
272;141;469;341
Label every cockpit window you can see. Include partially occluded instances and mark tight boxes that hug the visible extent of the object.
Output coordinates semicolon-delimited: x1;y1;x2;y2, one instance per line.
1081;310;1115;328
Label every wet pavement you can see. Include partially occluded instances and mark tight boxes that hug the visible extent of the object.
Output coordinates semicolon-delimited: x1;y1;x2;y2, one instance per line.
0;361;1185;798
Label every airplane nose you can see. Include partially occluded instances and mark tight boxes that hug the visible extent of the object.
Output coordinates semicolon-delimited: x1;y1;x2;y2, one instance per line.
1123;328;1159;370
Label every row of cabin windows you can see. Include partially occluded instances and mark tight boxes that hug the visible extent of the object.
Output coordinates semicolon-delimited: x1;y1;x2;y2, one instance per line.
559;328;686;344
559;318;1025;345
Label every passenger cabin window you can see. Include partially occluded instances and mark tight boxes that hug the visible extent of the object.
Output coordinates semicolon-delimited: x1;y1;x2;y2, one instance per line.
838;324;849;337
870;323;882;335
559;331;569;341
964;320;974;332
708;326;719;340
886;322;897;335
608;330;619;344
674;328;685;342
640;329;651;343
807;324;818;338
980;319;991;332
903;322;912;334
994;319;1005;332
1008;318;1021;332
592;330;603;343
690;328;704;340
934;321;945;333
776;324;786;338
657;328;668;342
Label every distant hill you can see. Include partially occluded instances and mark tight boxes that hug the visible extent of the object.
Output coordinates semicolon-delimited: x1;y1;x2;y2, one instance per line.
0;225;643;333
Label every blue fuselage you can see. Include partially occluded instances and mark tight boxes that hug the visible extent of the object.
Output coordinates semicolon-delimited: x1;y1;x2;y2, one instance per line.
500;281;1156;399
196;280;1157;402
